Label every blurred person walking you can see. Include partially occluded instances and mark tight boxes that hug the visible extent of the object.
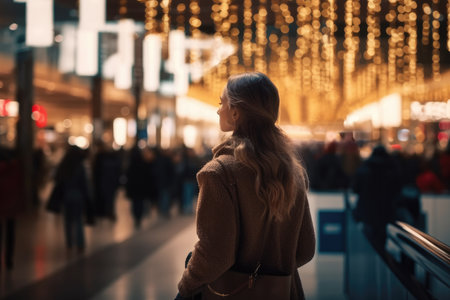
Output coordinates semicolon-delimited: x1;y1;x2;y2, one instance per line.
125;146;157;228
352;145;402;248
314;140;349;191
50;145;94;253
176;72;315;299
180;145;201;215
92;142;123;221
153;148;175;218
0;147;24;270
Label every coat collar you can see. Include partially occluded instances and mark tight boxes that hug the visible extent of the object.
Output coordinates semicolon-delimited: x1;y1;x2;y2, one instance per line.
212;139;235;158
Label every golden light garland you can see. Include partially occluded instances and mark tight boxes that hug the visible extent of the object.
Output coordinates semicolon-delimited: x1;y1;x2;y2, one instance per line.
175;3;186;31
406;0;418;86
242;0;253;69
145;0;158;33
229;2;240;75
279;2;292;80
396;0;406;84
448;0;450;51
311;0;320;95
161;0;171;38
422;3;431;46
432;0;441;81
365;0;381;63
294;0;313;123
120;0;127;17
189;0;201;65
387;0;397;85
343;0;355;99
323;0;337;93
255;0;267;74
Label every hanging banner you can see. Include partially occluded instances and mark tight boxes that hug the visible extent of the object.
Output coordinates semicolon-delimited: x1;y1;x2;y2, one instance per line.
167;29;186;73
26;0;53;47
76;30;98;76
79;0;105;30
114;19;135;89
58;23;76;73
143;34;162;92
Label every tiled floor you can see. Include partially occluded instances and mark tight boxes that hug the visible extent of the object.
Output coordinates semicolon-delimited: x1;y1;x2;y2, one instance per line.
0;188;347;300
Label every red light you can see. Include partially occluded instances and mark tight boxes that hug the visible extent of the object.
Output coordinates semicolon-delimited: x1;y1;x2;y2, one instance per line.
32;104;47;128
438;132;448;141
391;144;402;150
0;99;10;116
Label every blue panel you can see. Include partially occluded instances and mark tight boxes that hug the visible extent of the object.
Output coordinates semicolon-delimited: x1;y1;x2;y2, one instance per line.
318;210;345;253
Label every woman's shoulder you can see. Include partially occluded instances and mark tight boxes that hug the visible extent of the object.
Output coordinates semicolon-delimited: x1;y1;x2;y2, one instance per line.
198;154;236;175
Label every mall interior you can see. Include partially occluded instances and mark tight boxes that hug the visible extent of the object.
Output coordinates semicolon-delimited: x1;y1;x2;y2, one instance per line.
0;0;449;299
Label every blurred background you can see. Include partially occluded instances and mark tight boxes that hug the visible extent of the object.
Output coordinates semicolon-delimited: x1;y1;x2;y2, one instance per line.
0;0;449;299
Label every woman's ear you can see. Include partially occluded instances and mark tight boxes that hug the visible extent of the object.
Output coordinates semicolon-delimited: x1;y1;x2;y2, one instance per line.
231;108;239;122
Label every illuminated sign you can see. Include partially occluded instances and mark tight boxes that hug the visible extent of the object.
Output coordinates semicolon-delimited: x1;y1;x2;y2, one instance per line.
344;93;402;128
410;100;450;121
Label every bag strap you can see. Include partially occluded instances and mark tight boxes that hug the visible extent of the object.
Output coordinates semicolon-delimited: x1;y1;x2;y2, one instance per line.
209;157;272;297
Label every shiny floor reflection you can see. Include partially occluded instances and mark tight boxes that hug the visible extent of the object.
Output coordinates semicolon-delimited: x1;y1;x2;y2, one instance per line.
1;189;346;300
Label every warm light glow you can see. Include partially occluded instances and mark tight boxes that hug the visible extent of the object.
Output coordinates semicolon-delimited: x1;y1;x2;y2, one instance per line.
176;96;219;123
26;0;54;47
380;93;402;127
113;117;127;146
68;136;90;149
344;93;402;128
160;116;175;149
183;125;198;148
127;119;136;138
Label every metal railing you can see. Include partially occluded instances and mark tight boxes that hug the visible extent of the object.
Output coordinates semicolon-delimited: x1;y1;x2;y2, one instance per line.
387;221;450;289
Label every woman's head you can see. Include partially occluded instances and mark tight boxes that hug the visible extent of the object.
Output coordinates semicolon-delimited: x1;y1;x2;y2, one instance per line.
215;73;307;221
218;72;280;135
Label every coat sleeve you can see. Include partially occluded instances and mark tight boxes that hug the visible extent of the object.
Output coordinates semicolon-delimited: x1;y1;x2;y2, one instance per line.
296;197;316;267
178;163;238;297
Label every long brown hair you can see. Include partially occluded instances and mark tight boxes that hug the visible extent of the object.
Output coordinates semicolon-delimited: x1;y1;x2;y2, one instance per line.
220;72;308;221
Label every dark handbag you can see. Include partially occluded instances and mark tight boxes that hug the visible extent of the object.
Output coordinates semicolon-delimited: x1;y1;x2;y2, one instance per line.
46;182;64;213
202;159;292;299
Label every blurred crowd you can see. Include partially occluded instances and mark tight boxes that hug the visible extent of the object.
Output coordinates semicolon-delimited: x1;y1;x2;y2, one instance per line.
0;142;211;268
296;136;450;247
1;135;449;269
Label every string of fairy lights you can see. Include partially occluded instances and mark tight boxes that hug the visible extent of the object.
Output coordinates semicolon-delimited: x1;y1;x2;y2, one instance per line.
132;0;450;124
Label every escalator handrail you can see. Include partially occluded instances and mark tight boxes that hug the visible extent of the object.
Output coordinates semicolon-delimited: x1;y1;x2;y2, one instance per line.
387;221;450;287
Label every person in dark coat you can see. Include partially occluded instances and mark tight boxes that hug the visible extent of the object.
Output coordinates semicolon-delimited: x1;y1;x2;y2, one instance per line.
352;145;402;247
125;146;157;228
53;145;94;252
93;142;123;221
153;148;175;218
0;147;24;270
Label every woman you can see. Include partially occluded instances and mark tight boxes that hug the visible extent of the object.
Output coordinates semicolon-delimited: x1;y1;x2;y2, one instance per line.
176;72;315;299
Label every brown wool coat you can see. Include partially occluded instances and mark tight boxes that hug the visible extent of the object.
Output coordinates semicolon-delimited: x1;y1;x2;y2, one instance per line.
178;144;316;299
